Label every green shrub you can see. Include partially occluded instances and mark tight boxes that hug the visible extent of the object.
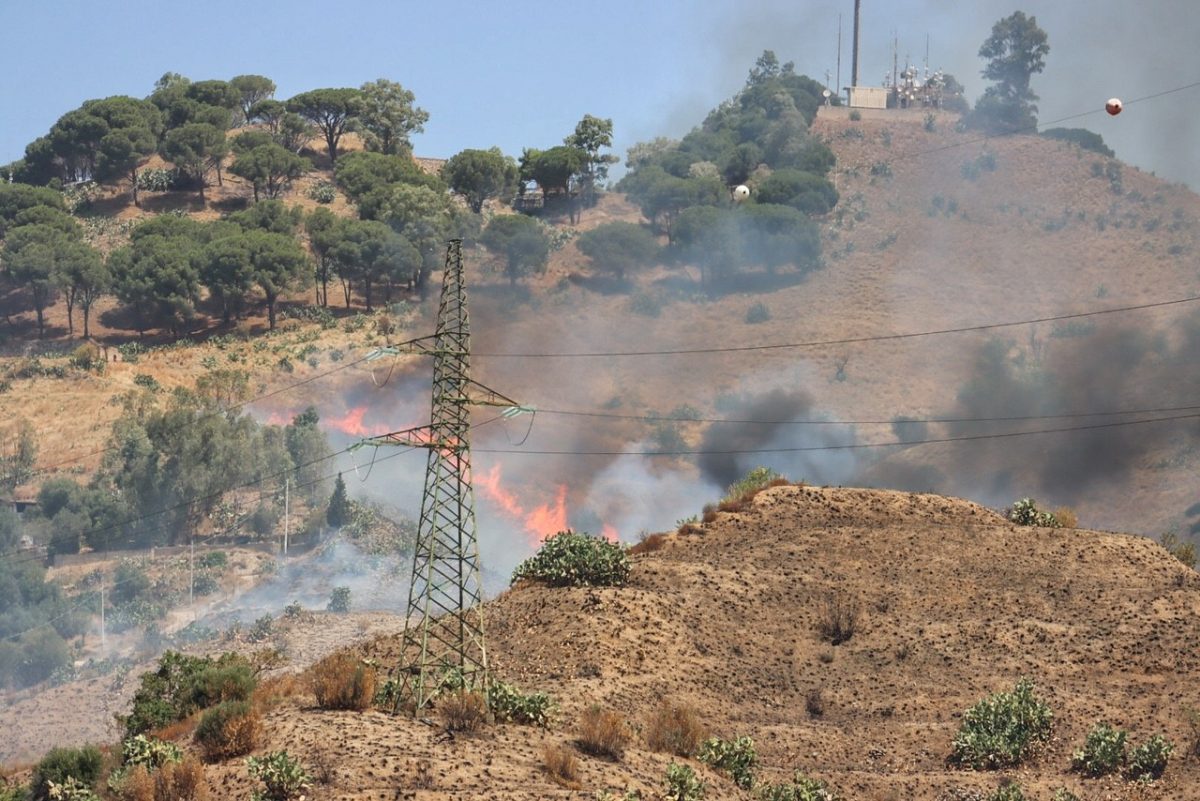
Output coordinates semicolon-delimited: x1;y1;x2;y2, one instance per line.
1158;531;1196;569
488;680;554;727
306;181;337;204
31;746;103;801
663;762;705;801
327;586;351;613
723;466;785;504
1006;498;1061;528
848;110;862;122
13;629;71;688
510;530;630;587
756;772;839;801
42;777;97;801
197;551;227;569
188;661;257;709
745;302;771;324
246;751;311;801
249;615;274;643
0;782;28;801
1051;789;1080;801
990;785;1024;801
1072;722;1126;776
951;678;1053;769
1127;734;1173;781
698;735;756;789
122;734;183;770
194;700;262;762
122;651;255;738
628;291;662;318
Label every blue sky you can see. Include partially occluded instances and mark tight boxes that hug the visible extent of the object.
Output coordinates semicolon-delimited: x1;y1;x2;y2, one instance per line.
2;0;1198;186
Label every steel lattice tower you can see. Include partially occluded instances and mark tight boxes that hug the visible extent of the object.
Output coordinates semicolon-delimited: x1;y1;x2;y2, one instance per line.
362;239;521;712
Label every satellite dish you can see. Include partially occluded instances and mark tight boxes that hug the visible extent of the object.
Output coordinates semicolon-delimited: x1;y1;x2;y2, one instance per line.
822;89;832;98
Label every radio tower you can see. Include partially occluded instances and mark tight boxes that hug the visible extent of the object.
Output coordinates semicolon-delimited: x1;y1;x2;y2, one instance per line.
360;239;523;712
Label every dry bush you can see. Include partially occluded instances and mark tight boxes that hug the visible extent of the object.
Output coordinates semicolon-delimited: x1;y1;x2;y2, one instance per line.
576;705;631;760
629;533;667;555
817;590;861;645
645;701;707;756
117;764;154;801
439;690;488;733
309;746;336;785
410;759;434;789
701;505;718;524
308;652;377;711
194;701;262;762
718;477;792;514
541;744;582;789
155;756;208;801
150;712;201;742
806;688;826;718
254;673;306;708
1054;507;1079;528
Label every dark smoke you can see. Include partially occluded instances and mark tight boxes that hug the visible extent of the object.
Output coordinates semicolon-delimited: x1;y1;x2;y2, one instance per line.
941;315;1200;500
698;387;858;489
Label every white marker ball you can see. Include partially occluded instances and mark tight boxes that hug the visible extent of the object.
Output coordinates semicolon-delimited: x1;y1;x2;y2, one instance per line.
733;184;751;202
1105;98;1123;116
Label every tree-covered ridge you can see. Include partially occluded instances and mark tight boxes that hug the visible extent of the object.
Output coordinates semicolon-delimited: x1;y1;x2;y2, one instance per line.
617;50;835;285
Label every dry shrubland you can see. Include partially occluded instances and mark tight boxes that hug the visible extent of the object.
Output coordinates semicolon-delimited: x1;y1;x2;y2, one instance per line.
576;705;631;760
645;700;707;756
308;652;377;711
541;744;582;789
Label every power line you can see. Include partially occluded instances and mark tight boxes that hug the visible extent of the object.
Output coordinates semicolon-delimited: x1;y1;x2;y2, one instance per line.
475;411;1200;457
527;400;1200;427
473;294;1200;358
831;79;1200;177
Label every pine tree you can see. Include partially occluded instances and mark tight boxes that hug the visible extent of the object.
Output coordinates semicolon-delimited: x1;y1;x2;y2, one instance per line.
326;473;350;528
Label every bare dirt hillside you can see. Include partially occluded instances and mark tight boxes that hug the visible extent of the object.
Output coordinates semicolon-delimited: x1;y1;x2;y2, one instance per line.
108;486;1198;801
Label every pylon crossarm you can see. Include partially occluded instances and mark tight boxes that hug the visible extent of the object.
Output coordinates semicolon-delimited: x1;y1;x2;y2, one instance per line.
462;378;522;409
366;334;441;360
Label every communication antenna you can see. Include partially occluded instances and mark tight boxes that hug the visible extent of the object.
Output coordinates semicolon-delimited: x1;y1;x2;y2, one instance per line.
356;239;527;712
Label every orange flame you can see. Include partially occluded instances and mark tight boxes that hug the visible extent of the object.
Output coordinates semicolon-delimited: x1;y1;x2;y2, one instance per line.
326;406;394;437
601;524;619;543
477;464;569;546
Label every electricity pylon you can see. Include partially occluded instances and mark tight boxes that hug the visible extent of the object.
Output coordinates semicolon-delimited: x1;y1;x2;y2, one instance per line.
358;239;524;712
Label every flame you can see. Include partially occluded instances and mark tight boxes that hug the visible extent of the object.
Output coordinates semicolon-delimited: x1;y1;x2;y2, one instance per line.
477;464;569;546
525;485;569;542
326;406;394;437
601;524;619;543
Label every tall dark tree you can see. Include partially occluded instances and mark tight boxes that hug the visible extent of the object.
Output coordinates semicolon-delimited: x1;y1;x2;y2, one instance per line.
967;11;1050;134
244;229;309;329
520;145;586;222
327;474;350;528
286;88;363;165
357;79;428;156
480;214;550;286
230;75;276;123
564;114;618;209
442;147;519;213
229;143;309;201
576;221;659;281
305;206;338;306
54;240;107;337
160;123;227;201
3;224;70;337
108;235;201;337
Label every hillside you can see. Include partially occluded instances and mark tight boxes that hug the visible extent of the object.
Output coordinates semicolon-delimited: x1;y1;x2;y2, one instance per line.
14;485;1192;799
